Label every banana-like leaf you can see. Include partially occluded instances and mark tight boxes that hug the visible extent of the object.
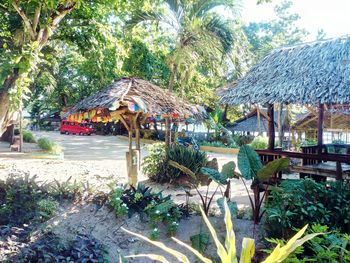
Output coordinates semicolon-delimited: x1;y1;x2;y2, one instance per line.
200;206;229;261
238;145;263;180
221;161;236;179
262;224;323;263
122;227;191;263
239;238;255;263
257;158;290;182
172;237;212;263
223;199;238;263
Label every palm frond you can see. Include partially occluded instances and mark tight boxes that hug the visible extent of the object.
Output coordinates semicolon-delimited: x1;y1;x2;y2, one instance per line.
204;16;235;53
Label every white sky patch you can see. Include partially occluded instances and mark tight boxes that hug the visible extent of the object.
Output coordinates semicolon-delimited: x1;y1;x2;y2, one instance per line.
240;0;350;40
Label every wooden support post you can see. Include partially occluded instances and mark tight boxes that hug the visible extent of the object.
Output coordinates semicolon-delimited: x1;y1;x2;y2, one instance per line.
267;104;275;150
336;161;342;181
317;103;324;154
165;117;170;147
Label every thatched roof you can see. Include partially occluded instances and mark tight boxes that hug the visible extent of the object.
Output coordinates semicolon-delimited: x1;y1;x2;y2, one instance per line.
220;35;350;105
294;104;350;130
227;108;287;133
65;78;206;119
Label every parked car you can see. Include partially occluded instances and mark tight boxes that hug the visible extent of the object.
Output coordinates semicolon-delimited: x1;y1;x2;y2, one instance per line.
60;121;94;135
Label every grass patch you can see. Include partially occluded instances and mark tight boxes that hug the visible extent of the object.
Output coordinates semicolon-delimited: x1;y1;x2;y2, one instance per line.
37;137;62;154
23;130;36;143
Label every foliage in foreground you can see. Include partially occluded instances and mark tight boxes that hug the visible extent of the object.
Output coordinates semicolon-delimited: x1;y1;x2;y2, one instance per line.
142;143;208;184
264;179;350;238
0;175;57;226
37;137;62;154
109;184;182;239
122;199;320;263
265;224;350;263
4;230;108;263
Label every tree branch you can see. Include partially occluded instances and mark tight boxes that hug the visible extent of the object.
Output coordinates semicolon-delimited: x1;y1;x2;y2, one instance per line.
32;4;41;32
51;3;76;28
11;1;36;40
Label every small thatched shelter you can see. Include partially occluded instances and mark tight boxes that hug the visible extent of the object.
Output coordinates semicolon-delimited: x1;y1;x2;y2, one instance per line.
65;77;206;185
228;108;288;134
220;35;350;150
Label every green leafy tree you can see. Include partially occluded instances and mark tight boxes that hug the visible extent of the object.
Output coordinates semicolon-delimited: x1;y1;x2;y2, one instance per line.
243;0;308;61
126;0;244;92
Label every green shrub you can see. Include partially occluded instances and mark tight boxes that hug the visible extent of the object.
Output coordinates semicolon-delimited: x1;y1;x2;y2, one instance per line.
200;140;238;148
37;137;62;154
234;134;255;146
142;142;167;180
166;144;207;182
264;179;350;238
0;176;55;226
109;184;182;238
142;143;208;183
23;130;36;143
250;136;268;149
265;224;350;262
38;198;59;221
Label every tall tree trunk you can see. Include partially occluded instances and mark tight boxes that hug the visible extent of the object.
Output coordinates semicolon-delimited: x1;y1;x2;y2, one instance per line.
168;63;178;91
0;72;20;136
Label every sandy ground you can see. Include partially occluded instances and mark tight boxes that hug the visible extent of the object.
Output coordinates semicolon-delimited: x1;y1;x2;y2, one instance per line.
0;131;252;207
0;132;258;261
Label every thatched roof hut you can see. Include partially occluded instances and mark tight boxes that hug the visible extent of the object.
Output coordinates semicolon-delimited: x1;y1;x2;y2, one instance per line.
65;77;206;120
228;108;288;133
220;35;350;105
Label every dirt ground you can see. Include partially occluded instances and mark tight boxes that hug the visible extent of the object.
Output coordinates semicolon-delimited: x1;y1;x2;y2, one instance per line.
0;131;258;261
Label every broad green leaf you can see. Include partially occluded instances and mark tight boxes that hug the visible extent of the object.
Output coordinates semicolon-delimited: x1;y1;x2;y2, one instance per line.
221;161;236;179
217;197;237;216
257;158;290;182
200;167;225;184
238;145;263;180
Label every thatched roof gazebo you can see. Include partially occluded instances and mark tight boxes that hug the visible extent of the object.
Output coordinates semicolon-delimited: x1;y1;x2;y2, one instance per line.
220;35;350;151
66;77;206;185
219;35;350;180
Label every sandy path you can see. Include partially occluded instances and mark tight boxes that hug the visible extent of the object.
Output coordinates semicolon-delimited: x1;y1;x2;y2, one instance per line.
0;131;252;206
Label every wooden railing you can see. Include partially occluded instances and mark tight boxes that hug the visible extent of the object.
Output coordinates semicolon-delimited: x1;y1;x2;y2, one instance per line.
256;148;350;181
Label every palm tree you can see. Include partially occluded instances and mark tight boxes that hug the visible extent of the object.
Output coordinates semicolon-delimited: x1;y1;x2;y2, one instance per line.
126;0;243;91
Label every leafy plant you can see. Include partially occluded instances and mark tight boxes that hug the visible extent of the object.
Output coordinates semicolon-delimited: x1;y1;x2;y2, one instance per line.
170;160;237;216
109;184;182;238
264;179;350;238
264;224;350;262
0;175;47;226
142;142;167;181
190;232;210;254
37;198;58;221
142;143;208;184
22;130;36;143
122;199;321;263
250;136;268;150
234;135;255;146
237;145;289;223
37;137;62;154
10;232;108;263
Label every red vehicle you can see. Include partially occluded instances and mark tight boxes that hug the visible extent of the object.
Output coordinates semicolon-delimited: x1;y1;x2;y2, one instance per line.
60;121;94;135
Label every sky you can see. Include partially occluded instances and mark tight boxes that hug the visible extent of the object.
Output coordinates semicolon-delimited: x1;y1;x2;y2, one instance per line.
241;0;350;41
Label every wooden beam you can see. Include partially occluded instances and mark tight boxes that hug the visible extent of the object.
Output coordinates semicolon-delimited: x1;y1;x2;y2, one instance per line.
305;105;318;116
165;117;170;147
317;103;324;154
267;104;275;150
118;114;130;131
